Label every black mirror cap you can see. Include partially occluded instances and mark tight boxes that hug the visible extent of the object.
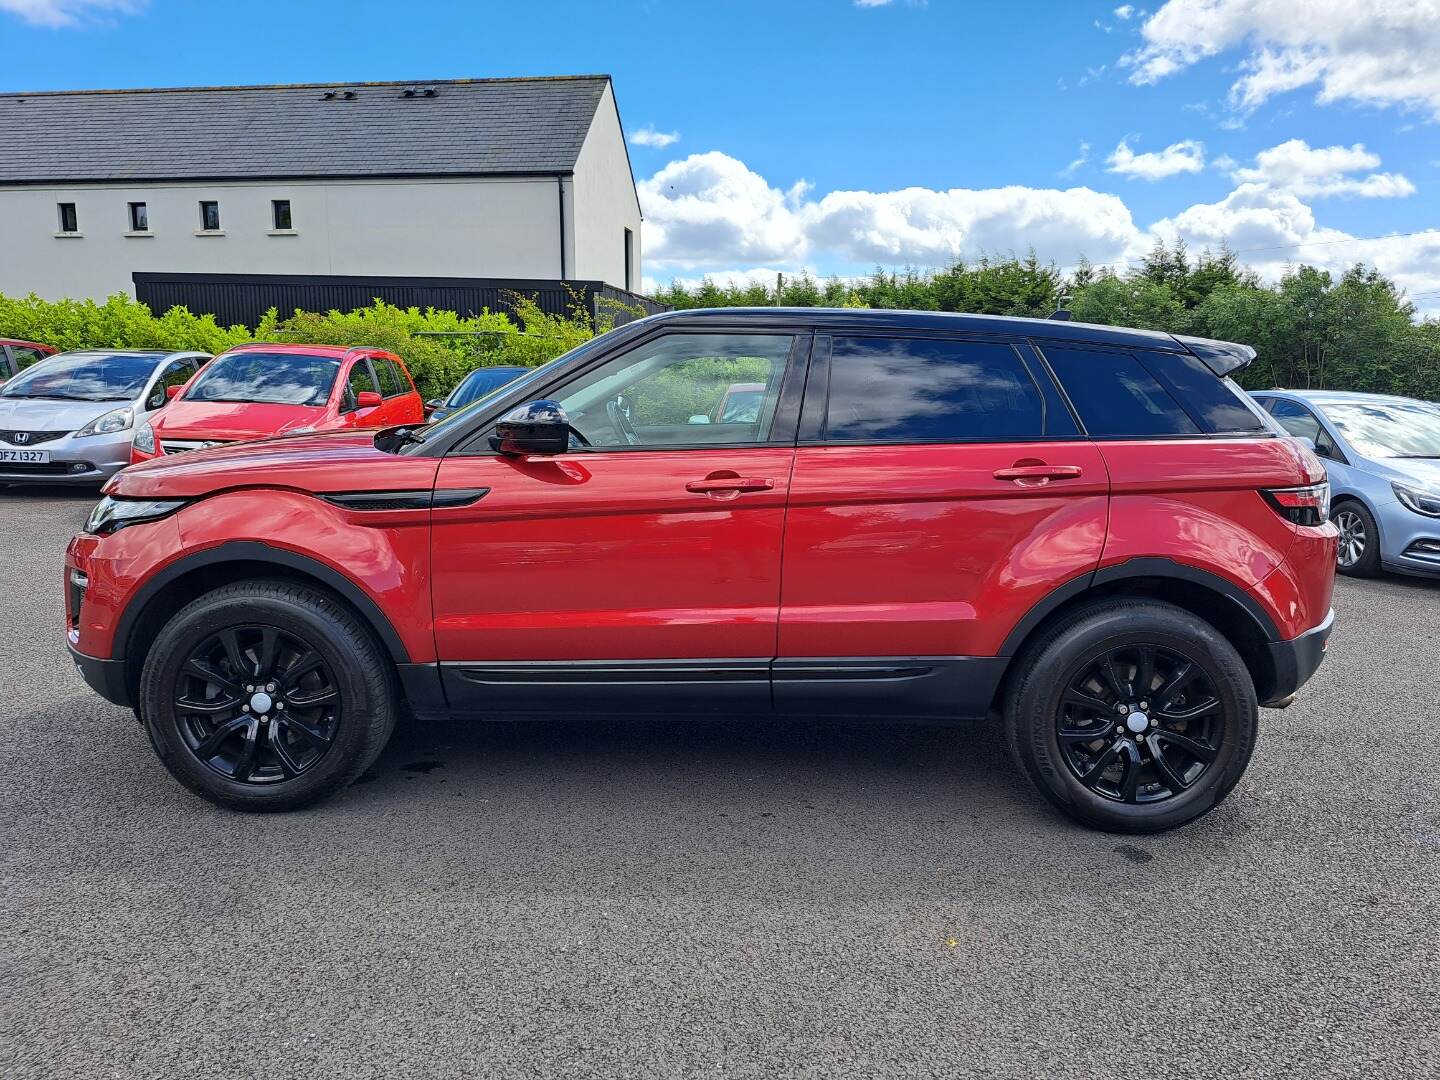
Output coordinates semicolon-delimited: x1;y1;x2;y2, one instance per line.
491;399;571;455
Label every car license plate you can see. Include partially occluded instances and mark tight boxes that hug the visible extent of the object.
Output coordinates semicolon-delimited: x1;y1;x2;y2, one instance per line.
0;449;49;464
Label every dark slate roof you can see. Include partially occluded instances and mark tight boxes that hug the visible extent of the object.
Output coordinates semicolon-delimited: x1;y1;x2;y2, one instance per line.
0;76;610;184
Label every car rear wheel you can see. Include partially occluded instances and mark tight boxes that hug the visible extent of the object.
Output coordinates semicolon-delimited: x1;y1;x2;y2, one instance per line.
1333;500;1381;578
1004;599;1258;834
138;580;397;811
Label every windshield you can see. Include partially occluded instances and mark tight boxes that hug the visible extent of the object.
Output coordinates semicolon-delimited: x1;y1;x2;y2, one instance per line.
185;352;340;406
1;352;163;401
448;367;528;409
1324;402;1440;459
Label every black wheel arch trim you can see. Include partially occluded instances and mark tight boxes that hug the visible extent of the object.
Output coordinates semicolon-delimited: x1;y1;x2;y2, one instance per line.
998;557;1282;658
113;541;411;665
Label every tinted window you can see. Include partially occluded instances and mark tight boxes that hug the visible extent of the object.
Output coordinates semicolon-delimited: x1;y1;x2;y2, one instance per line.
1042;347;1199;437
1266;399;1322;442
449;366;527;408
553;333;792;448
1;352;163;401
1141;351;1267;433
825;337;1046;443
186;352;340;406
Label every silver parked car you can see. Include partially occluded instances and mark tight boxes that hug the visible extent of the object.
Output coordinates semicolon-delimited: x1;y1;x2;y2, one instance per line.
1251;390;1440;579
0;349;210;486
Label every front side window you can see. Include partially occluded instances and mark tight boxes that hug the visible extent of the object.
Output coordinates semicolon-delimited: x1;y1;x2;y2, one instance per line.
129;202;148;231
345;360;380;408
1042;346;1199;437
57;203;78;232
1;352;164;402
199;201;221;231
552;333;793;448
185;352;340;406
11;346;48;371
272;200;293;230
1265;399;1323;443
148;358;197;406
1322;402;1440;460
824;337;1049;443
447;367;527;408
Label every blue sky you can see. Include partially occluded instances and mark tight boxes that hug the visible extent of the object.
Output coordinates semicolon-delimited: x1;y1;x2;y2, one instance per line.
4;0;1438;308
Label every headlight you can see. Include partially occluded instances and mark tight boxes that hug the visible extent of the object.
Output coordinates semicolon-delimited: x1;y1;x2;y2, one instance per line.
133;421;156;454
1394;482;1440;518
85;495;188;535
75;406;134;438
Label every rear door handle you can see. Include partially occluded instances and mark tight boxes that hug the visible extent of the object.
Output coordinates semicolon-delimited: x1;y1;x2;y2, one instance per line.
686;476;775;495
992;464;1083;484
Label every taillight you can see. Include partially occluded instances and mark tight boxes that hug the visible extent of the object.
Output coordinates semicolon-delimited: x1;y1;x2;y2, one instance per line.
1262;481;1330;526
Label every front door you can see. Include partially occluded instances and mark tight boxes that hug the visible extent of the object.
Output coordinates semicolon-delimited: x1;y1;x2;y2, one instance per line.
431;331;806;715
776;335;1109;716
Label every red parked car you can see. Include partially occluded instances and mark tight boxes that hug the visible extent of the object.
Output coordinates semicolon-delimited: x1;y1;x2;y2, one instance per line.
1;338;58;385
67;309;1336;832
130;343;423;462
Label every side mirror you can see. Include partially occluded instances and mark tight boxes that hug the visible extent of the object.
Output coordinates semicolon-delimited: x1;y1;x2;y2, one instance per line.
166;384;184;401
425;398;445;413
491;399;572;456
1295;435;1317;452
357;390;382;409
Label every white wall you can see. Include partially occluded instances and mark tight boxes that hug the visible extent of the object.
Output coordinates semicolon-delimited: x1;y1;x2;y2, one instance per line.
0;176;567;301
571;83;643;291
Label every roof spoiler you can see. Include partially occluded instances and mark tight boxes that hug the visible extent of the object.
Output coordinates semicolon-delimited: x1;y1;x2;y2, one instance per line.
1173;333;1256;377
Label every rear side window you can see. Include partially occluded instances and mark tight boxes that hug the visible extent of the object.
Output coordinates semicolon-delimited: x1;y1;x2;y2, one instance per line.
374;357;404;397
1140;350;1267;433
1041;346;1199;437
825;337;1061;443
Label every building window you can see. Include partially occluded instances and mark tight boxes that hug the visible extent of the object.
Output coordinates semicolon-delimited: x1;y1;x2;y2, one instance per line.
199;201;221;231
128;202;148;231
272;200;293;231
57;203;78;233
624;227;634;291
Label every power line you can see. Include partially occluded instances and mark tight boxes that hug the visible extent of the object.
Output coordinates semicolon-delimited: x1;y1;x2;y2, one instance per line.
1225;229;1438;258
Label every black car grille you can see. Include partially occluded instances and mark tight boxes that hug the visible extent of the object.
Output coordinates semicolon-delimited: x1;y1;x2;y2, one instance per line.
0;461;72;475
0;429;69;446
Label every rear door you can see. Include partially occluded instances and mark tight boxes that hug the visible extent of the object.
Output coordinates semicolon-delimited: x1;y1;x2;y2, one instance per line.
429;330;806;715
776;333;1108;715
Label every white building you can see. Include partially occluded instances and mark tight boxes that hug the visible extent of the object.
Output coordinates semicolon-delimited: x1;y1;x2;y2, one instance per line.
0;76;643;303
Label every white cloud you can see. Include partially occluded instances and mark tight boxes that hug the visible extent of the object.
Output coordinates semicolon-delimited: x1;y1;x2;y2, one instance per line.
1114;4;1136;18
1106;137;1205;180
1061;141;1091;177
630;125;680;149
0;0;141;26
639;152;809;270
1121;1;1440;119
1229;139;1415;198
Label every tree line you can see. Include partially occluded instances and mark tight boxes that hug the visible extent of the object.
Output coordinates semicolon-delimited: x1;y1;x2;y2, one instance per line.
650;243;1440;400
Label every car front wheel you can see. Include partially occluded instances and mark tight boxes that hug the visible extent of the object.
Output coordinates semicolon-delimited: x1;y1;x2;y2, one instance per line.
138;580;397;811
1333;500;1381;577
1004;598;1258;833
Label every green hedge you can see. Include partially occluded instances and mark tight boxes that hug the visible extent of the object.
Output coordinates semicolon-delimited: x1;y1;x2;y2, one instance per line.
0;291;624;401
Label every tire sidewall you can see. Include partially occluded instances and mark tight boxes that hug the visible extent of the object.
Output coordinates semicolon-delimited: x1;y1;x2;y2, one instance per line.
1014;604;1258;832
140;589;386;809
1334;500;1382;578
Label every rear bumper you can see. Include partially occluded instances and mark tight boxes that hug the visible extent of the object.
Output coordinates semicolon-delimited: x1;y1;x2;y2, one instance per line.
68;641;132;708
1262;607;1333;707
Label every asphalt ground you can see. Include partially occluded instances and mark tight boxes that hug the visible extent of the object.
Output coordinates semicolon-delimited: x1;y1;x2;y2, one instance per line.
2;485;1437;1079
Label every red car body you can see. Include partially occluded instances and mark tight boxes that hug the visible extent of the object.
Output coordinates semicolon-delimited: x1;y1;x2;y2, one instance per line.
65;308;1337;828
130;344;423;463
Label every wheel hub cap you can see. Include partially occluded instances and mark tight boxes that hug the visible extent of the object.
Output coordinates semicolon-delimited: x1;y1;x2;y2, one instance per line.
1125;712;1150;734
249;691;274;715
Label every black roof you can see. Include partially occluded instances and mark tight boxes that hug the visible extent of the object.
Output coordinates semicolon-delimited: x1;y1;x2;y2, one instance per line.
0;76;611;184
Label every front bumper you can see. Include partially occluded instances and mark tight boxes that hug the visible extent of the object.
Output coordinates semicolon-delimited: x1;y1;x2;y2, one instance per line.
1262;607;1334;706
68;640;133;708
0;428;132;484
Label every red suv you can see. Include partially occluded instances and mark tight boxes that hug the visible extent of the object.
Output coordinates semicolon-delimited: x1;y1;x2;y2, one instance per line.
66;310;1336;832
130;343;423;462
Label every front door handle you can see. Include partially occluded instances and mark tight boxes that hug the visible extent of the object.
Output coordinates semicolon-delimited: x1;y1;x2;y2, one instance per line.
686;475;776;496
992;464;1083;485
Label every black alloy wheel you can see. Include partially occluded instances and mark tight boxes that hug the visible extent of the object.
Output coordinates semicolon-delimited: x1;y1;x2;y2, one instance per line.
174;624;341;784
1056;644;1221;805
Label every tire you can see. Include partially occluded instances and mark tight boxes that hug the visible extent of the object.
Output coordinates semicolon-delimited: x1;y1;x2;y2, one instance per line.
1332;500;1382;578
1004;598;1258;834
138;579;397;812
